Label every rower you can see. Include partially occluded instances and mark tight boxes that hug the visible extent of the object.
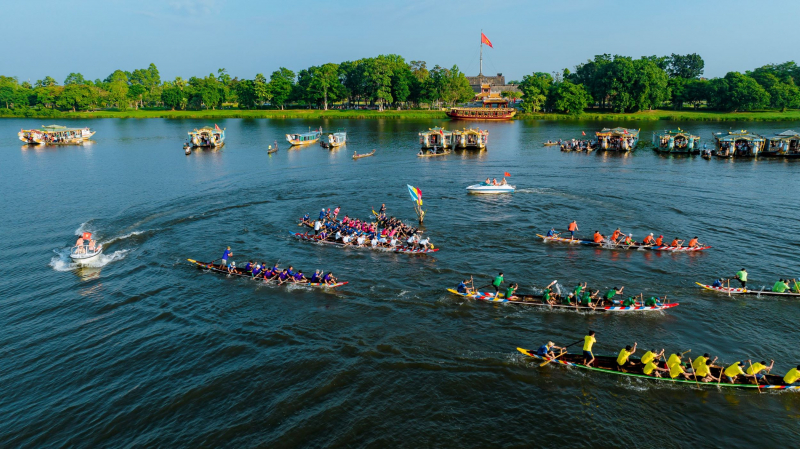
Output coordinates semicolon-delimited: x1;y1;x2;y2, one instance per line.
593;231;604;244
323;271;338;286
784;365;800;386
505;283;519;300
379;204;386;214
492;273;504;294
542;281;557;305
723;361;756;384
583;331;597;367
456;277;475;295
644;296;661;307
773;279;790;293
244;261;253;272
292;270;308;284
302;213;310;225
746;360;774;385
604;287;624;305
670;237;683;248
711;278;725;288
610;228;622;242
643;356;669;378
735;268;748;288
579;290;596;309
568;220;578;240
573;282;586;299
319;208;326;220
536;341;565;360
687;236;700;248
228;261;236;274
668;355;692;380
691;354;720;382
419;235;430;250
546;228;559;238
616;342;638;372
310;270;322;283
643;233;656;245
623;233;633;245
640;348;664;367
792;279;800;294
621;296;638;307
655;235;664;246
277;269;291;285
221;246;232;267
251;263;262;278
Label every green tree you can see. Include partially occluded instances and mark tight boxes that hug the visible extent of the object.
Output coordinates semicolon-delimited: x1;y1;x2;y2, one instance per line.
709;72;770;111
568;54;612;108
749;66;800;111
56;84;98;111
0;76;29;109
105;70;130;109
35;76;58;88
307;63;342;110
268;68;294;109
667;53;705;79
518;72;552;112
408;60;430;106
127;83;147;109
188;74;223;109
363;56;394;110
64;73;87;85
547;80;591;114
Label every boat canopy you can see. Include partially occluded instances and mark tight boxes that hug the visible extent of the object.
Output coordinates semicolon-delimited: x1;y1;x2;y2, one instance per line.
655;129;699;140
420;127;452;136
765;130;800;141
596;127;639;137
30;125;88;133
712;130;764;142
455;128;488;136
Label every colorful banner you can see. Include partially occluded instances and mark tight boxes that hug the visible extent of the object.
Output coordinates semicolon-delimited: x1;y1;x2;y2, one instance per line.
407;184;423;206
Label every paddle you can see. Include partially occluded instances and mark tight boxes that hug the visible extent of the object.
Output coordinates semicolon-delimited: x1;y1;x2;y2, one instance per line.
688;357;701;389
537;337;585;366
727;279;731;298
748;360;762;394
540;349;568;367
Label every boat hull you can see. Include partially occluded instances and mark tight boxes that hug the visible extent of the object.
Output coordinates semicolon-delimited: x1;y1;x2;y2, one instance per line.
466;184;515;194
446;109;516;120
188;259;347;288
70;249;103;264
293;232;438;254
537;234;711;252
696;282;800;297
448;289;677;312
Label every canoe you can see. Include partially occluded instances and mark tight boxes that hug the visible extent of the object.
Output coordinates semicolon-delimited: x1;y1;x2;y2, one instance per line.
292;232;438;254
268;148;278;154
417;149;451;157
447;289;678;312
353;150;375;160
466;184;515;194
516;348;797;391
187;259;347;288
695;282;800;297
543;142;560;146
537;234;711;252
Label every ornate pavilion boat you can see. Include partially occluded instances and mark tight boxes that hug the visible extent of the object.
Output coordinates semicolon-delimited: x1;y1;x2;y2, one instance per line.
187;125;225;148
711;130;766;158
286;128;322;146
446;97;516;120
18;125;95;145
419;127;453;149
453;128;488;150
596;127;640;151
652;129;700;154
762;130;800;158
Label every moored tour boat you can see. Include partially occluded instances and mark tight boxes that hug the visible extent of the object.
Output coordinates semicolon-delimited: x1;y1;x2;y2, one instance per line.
762;130;800;158
652;130;700;154
19;125;95;145
446;97;516;120
596;127;639;151
70;232;103;265
286;128;322;146
419;127;452;149
711;130;765;158
188;125;225;148
453;128;488;150
326;129;347;149
517;348;797;391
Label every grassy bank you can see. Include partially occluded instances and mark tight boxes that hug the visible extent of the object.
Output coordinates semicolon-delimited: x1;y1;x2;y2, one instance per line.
2;108;800;121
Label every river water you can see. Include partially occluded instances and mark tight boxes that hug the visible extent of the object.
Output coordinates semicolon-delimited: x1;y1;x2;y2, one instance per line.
2;117;800;447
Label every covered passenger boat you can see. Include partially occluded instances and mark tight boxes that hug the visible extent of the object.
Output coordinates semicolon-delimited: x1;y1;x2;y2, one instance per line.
453;128;488;150
446;98;516;120
763;130;800;158
187;125;225;148
18;125;95;145
419;127;453;149
711;130;765;158
652;130;700;154
324;129;347;149
517;348;798;391
596;127;640;151
286;128;322;146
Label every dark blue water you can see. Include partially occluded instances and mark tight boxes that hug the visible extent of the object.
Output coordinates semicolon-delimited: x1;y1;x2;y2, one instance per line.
2;118;800;447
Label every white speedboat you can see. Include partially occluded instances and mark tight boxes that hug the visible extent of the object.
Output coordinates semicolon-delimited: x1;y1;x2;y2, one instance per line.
69;232;103;264
466;183;516;194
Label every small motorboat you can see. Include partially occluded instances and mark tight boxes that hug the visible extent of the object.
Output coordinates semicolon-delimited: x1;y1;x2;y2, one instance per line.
70;232;103;264
466;183;515;194
184;143;192;155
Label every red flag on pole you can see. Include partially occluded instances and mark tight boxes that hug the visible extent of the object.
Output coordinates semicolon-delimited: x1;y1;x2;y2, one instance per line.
504;172;511;177
582;131;586;136
215;124;221;132
481;33;493;48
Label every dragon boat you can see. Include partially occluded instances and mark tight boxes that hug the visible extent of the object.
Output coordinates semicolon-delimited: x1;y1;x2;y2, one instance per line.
695;282;800;297
537;234;711;252
292;232;438;254
187;259;347;288
516;348;798;391
448;289;678;312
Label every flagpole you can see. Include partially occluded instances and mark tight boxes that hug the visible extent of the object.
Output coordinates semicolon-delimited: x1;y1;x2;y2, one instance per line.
479;29;483;76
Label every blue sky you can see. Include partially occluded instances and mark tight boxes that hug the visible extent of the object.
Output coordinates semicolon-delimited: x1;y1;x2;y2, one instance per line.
5;0;799;83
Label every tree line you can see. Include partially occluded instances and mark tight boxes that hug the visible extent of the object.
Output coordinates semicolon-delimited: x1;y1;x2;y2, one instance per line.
517;54;800;114
0;55;474;113
1;53;799;114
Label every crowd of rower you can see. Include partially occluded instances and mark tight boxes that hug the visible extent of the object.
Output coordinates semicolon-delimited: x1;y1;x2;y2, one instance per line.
215;246;340;285
457;275;665;308
549;221;705;248
710;268;800;293
299;204;433;249
536;331;800;386
560;139;596;151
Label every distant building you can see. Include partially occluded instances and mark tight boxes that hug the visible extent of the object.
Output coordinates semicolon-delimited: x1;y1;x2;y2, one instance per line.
465;73;520;101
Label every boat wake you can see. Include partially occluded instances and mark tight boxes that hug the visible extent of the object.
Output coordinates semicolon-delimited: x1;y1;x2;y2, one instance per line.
102;230;150;246
49;248;129;271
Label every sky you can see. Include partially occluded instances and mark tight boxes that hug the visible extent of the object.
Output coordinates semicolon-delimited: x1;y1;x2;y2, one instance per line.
4;0;799;84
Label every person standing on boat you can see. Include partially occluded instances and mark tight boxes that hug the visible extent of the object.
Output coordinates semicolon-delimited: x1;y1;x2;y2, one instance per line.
583;331;597;367
492;273;504;294
616;342;638;372
568;221;578;240
735;269;748;288
221;246;232;267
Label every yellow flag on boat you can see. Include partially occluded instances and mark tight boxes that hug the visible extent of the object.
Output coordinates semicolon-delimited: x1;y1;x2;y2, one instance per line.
407;185;423;206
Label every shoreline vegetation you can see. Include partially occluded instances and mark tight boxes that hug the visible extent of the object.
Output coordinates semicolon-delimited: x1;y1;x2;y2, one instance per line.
2;108;799;122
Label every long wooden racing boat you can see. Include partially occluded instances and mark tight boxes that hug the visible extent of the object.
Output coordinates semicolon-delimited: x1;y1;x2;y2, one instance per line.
187;259;347;288
695;282;800;297
293;232;438;254
537;234;711;252
448;289;677;312
517;348;797;391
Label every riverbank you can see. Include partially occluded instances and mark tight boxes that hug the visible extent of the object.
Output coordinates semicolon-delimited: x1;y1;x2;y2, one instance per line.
2;108;800;121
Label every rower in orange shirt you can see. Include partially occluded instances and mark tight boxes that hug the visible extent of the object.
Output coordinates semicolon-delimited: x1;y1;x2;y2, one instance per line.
655;235;663;246
688;236;700;248
593;231;605;243
643;233;656;245
610;228;622;243
670;237;684;248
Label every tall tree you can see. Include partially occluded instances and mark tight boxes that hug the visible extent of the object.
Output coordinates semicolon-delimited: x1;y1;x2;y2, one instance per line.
667;53;705;79
64;73;87;85
709;72;770;111
268;68;294;110
518;72;552;112
547;80;591;114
